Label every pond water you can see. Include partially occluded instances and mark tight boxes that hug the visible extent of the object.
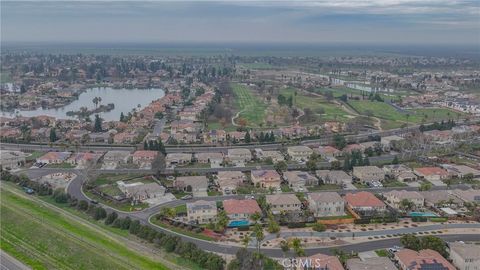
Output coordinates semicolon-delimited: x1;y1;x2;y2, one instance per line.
2;87;165;121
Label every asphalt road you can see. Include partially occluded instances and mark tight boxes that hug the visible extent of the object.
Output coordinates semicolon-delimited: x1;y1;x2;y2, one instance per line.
45;169;478;257
0;251;30;270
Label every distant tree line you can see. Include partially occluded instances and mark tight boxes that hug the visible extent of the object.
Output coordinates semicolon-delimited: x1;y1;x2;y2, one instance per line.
419;120;456;132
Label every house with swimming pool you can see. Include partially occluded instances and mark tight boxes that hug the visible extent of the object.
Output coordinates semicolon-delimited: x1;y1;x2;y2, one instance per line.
223;199;261;226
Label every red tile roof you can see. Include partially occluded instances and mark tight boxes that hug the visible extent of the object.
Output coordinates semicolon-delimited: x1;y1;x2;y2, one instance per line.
344;192;385;208
415;167;448;176
223;199;261;215
132;150;158;159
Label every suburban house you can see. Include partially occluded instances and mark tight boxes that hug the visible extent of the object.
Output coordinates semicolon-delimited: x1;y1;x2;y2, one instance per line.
440;164;480;178
283;171;318;191
132;150;158;165
203;129;226;144
186;200;218;224
227;131;246;142
117;181;165;202
380;135;404;150
344;192;387;215
451;189;480;204
227;148;252;164
296;253;344;270
223;199;261;222
420;190;463;208
352;166;385;184
346;257;397;270
37;152;71;164
173;176;208;197
165;153;192;167
316;170;351;185
448;242;480;270
383;164;418;182
216;171;246;193
67;152;101;168
102;151;131;168
414;167;449;181
383;190;424;210
266;194;302;214
316;146;341;159
251;170;282;189
394;249;455;270
308;192;345;217
287;146;313;162
254;149;285;163
195;152;223;166
0;150;27;169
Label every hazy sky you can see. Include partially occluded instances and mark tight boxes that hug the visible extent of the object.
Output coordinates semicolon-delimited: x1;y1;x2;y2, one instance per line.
1;0;479;45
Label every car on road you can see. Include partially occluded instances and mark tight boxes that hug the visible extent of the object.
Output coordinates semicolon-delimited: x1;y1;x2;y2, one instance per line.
245;195;255;199
90;200;99;204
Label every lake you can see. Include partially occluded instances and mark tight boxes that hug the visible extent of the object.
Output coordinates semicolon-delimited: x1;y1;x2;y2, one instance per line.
2;87;165;121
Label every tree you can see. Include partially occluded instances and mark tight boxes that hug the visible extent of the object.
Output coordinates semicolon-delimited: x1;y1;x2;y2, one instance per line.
274;161;288;173
333;134;347;150
215;210;229;232
267;214;280;233
120;112;125;122
399;199;415;212
306;159;317;171
241;234;251;248
312;223;326;232
392;156;399;164
94;114;103;132
420;236;448;257
105;211;118;225
253;223;264;253
290;238;305;257
159;207;176;219
280;240;290;257
245;131;251;143
419;182;432;191
49;128;58;142
400;234;422;251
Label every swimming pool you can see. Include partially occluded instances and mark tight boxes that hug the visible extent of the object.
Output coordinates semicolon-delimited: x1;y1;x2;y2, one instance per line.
228;220;250;227
408;212;438;217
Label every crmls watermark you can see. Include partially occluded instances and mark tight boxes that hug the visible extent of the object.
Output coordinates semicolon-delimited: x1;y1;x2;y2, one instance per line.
280;258;332;269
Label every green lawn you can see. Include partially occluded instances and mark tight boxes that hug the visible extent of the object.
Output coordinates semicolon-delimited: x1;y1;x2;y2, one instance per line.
45;162;75;169
375;249;389;257
280;87;353;123
348;100;463;124
232;83;268;127
307;184;342;191
382;180;408;187
0;186;169;270
174;204;187;214
93;173;146;186
26;151;45;162
280;184;293;192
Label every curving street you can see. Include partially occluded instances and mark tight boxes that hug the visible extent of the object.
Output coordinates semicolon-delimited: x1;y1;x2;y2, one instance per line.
36;167;479;257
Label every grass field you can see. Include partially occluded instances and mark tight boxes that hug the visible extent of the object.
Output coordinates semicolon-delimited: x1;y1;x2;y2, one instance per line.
280;87;353;123
93;173;146;186
232;83;267;127
348;100;463;125
0;185;169;270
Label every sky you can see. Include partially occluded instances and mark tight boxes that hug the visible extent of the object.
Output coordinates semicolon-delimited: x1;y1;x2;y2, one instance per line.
1;0;479;45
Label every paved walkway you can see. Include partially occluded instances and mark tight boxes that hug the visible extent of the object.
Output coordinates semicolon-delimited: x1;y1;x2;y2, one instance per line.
263;223;480;241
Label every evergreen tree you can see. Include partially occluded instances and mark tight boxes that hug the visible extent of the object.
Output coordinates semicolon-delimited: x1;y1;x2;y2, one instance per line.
144;141;148;150
49;128;57;142
245;131;251;143
94;114;103;132
120;112;125;122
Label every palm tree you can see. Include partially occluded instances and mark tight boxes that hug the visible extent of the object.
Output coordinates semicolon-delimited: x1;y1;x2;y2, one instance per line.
291;238;305;257
92;97;99;109
19;124;30;141
242;234;251;248
280;240;290;258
